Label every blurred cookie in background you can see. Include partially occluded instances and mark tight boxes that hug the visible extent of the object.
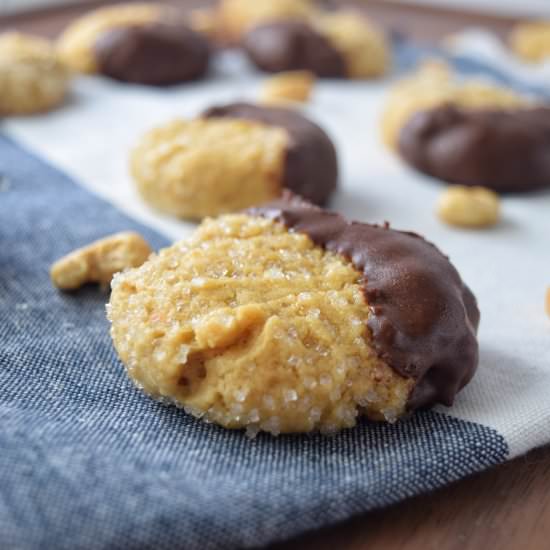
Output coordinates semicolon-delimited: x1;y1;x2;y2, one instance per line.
217;0;318;44
510;21;550;63
57;3;210;86
130;102;338;220
243;10;389;79
0;32;69;116
381;61;525;148
381;61;550;193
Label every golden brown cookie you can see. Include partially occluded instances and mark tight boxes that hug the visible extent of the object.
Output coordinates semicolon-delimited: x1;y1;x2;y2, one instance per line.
130;102;338;219
0;32;69;116
108;194;479;435
510;21;550;63
243;11;389;79
57;3;210;85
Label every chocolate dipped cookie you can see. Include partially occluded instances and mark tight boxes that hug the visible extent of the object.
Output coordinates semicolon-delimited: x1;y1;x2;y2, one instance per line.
243;11;389;79
399;105;550;193
108;193;480;436
130;102;338;219
381;62;550;193
57;3;210;85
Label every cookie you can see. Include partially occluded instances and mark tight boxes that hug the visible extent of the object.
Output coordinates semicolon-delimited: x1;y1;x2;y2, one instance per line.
399;105;550;193
108;193;479;435
130;102;338;219
381;61;524;148
510;21;550;63
57;3;210;85
0;32;69;116
381;62;548;192
243;11;389;78
218;0;317;43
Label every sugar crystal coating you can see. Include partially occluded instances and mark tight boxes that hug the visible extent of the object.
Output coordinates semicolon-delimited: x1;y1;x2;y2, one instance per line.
130;118;287;219
108;214;412;434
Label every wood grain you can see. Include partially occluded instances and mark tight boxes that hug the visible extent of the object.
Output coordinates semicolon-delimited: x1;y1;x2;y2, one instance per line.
272;444;550;550
1;2;548;549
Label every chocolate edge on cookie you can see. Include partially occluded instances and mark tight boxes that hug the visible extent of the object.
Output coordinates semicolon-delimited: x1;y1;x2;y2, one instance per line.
398;104;550;193
242;20;347;78
94;22;210;85
248;192;480;411
203;102;338;206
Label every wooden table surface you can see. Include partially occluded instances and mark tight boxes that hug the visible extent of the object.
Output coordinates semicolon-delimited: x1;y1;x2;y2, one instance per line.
1;2;549;549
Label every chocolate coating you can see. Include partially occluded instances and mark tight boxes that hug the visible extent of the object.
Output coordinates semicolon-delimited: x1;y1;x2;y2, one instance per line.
399;104;550;193
243;21;347;77
249;193;480;410
95;23;210;85
203;102;338;206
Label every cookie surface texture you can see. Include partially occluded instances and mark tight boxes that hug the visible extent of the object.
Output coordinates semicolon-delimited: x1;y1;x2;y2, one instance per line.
130;103;338;219
109;195;480;435
0;32;69;115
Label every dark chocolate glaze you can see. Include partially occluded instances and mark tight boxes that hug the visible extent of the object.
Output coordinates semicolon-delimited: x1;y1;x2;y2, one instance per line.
95;22;210;85
399;104;550;193
203;102;338;206
242;20;347;77
248;193;480;410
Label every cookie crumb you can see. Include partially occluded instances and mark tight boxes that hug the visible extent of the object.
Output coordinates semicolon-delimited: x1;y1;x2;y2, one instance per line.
546;288;550;318
260;71;315;104
437;185;500;228
51;231;152;291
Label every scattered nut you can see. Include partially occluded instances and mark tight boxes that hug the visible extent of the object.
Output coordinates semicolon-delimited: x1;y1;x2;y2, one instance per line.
437;185;500;228
545;288;550;318
50;231;152;290
260;71;315;105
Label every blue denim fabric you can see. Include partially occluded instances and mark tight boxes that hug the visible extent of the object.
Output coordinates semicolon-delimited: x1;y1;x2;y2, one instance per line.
0;132;508;549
